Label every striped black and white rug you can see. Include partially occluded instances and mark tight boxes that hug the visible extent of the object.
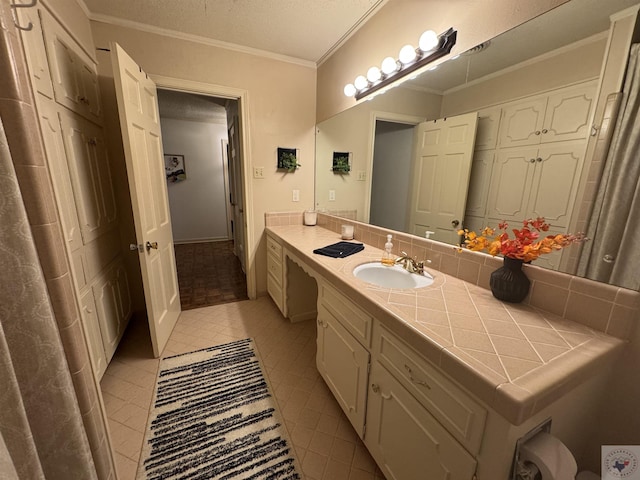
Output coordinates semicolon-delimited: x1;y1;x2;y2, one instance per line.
137;338;301;480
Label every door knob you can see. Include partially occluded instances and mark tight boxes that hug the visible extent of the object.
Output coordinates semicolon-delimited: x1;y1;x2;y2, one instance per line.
129;243;143;252
451;219;460;228
146;241;158;251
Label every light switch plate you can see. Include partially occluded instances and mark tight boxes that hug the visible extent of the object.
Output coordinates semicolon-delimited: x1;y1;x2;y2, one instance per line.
253;166;264;179
329;190;336;201
292;189;300;202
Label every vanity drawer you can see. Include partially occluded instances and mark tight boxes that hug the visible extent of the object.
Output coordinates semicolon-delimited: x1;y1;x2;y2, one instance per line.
266;234;282;262
267;252;283;286
319;282;372;347
374;324;486;454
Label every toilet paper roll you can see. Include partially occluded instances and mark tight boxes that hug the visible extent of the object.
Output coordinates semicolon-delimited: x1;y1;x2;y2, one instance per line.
519;432;577;480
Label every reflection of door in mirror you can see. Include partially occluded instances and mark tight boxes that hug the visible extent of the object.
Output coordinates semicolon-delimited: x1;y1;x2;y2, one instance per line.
409;113;478;245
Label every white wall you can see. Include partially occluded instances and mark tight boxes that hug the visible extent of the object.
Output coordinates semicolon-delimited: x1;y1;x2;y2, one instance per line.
160;117;229;243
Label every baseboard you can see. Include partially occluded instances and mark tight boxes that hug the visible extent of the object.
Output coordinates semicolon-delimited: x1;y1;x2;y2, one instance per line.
174;237;230;245
288;310;317;323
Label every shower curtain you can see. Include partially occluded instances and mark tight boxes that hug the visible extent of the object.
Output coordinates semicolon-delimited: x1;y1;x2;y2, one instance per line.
0;120;96;478
578;44;640;290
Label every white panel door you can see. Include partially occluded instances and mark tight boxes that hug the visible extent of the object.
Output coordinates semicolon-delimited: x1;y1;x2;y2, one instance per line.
408;112;478;244
111;43;180;357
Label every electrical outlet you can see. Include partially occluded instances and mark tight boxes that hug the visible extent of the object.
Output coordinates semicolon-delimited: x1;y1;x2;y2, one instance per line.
292;189;300;202
357;171;366;181
329;190;336;201
253;166;264;179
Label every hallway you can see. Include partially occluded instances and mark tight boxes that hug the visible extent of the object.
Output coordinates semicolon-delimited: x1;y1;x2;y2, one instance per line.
174;240;248;310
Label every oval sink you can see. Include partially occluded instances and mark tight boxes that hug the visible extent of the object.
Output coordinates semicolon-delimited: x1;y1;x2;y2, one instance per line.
353;263;434;289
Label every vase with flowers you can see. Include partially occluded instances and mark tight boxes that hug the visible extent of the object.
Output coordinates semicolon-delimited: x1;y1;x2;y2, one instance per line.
457;218;585;302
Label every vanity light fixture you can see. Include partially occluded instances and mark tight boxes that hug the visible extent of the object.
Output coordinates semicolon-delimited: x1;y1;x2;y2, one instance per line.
343;27;457;101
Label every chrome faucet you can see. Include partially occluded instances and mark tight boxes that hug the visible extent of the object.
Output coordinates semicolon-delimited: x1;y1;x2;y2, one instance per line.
395;252;430;275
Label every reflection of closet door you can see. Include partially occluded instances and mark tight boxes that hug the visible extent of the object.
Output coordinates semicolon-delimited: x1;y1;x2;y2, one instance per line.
527;142;584;229
465;150;494;218
486;147;537;222
79;289;107;379
542;84;594;144
498;98;546;148
474;108;501;150
36;98;82;252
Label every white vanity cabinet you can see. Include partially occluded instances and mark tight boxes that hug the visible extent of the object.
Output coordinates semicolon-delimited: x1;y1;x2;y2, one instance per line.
266;233;285;315
314;278;484;479
316;282;371;437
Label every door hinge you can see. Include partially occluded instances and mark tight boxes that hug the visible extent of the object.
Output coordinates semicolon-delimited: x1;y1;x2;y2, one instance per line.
367;361;371;374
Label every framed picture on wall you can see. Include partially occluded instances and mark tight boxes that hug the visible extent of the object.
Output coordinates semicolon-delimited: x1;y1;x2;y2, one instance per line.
164;154;186;183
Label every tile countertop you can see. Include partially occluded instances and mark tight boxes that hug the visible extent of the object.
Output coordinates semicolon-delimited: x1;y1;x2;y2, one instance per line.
266;224;624;426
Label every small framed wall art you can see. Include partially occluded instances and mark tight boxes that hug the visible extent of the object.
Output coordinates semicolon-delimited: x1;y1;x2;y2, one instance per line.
164;154;186;183
332;151;352;174
277;147;300;172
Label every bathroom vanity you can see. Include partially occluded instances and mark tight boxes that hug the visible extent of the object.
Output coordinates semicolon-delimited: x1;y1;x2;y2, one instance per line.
265;223;624;479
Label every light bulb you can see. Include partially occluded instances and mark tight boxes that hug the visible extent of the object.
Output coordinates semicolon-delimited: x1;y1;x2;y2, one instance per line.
418;30;439;52
398;44;417;64
366;66;381;83
381;56;398;75
344;83;356;97
354;75;368;90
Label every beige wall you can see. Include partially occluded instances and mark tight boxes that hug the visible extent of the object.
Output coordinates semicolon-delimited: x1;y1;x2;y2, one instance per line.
317;0;569;122
315;87;441;221
90;22;317;296
441;35;607;116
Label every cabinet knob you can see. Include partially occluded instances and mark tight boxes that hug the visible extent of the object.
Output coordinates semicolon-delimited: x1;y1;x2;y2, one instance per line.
542;128;548;134
371;383;380;393
529;158;536;163
535;130;541;135
536;157;543;162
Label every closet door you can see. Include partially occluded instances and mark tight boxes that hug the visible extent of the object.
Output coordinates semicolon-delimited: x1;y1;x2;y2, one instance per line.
498;98;546;148
542;83;595;144
17;8;54;99
486;147;537;223
36;99;82;252
527;142;584;229
59;111;116;243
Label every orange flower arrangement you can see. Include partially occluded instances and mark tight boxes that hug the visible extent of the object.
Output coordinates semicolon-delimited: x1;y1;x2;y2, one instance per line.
457;217;586;262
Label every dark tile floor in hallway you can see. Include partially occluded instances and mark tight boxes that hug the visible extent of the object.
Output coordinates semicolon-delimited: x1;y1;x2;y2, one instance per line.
174;240;248;309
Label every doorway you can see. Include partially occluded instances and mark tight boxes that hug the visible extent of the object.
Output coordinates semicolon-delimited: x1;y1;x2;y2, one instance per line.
370;120;417;231
157;89;247;309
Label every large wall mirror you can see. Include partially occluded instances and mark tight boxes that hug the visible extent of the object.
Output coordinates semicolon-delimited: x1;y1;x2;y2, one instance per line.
315;0;640;290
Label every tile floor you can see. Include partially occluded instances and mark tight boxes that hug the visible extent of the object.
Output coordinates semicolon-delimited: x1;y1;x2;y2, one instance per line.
100;296;386;480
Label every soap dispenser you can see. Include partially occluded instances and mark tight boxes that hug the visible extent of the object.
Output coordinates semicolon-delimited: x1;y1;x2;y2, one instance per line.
381;234;395;266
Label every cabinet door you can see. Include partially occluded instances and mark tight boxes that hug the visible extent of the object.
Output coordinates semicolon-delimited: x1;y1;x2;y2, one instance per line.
486;147;537;222
36;98;82;252
60;111;116;243
474;107;501;150
366;363;477;480
93;260;130;363
316;305;370;437
17;8;54;98
79;289;107;379
499;97;546;147
42;9;101;122
527;143;584;229
542;83;595;143
465;150;494;217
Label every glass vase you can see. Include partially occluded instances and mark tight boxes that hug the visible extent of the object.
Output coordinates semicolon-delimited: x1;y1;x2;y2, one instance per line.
489;257;531;303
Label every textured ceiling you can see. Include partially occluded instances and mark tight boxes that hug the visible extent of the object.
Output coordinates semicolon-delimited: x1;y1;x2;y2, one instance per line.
82;0;386;63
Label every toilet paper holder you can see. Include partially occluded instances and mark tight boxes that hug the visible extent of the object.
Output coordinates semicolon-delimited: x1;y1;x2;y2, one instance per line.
511;418;552;480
